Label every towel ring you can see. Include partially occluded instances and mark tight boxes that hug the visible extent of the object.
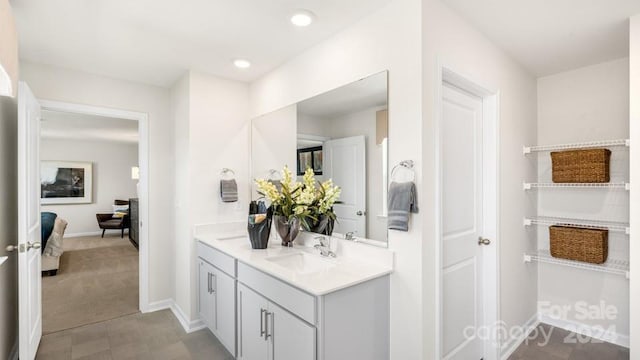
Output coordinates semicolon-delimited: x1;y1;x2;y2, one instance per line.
221;168;235;179
390;160;415;181
267;169;281;181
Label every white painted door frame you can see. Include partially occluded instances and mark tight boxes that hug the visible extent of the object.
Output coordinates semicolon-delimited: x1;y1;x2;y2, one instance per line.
435;63;500;360
37;99;152;312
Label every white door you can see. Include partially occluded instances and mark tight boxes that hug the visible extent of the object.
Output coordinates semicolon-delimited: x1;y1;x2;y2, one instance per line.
269;302;315;360
18;82;42;360
237;284;269;360
441;84;487;360
323;136;366;236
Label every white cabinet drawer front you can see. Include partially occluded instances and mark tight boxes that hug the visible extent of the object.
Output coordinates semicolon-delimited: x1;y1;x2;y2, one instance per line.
237;262;316;325
197;241;236;277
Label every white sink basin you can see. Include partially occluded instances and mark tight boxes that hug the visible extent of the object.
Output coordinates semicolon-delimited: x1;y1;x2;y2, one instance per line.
266;252;337;275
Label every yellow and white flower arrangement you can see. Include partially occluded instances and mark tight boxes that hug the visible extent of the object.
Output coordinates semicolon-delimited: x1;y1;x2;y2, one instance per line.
255;166;341;230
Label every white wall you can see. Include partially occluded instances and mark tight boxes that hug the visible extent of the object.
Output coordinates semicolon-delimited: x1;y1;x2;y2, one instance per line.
537;58;630;343
0;0;18;96
41;138;139;236
251;104;297;197
628;14;640;357
20;61;175;304
0;96;18;360
173;71;250;321
250;0;424;358
421;1;539;358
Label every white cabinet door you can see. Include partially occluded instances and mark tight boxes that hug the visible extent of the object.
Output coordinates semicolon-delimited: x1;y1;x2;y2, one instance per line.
238;284;269;360
269;302;315;360
198;260;215;328
213;267;236;356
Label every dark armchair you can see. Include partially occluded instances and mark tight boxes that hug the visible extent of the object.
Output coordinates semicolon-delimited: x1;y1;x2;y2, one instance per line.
96;200;130;238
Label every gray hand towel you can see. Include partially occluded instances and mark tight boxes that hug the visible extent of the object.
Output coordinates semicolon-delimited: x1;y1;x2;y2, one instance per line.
220;179;238;203
387;181;419;231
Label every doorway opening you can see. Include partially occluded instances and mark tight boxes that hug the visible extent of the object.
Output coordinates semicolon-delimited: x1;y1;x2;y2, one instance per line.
436;66;500;360
37;100;150;334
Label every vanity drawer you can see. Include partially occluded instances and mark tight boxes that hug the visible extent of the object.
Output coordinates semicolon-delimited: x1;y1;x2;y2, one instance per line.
237;262;316;325
197;241;236;277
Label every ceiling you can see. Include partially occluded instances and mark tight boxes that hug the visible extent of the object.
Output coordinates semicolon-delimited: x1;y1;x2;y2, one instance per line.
12;0;390;87
41;110;139;143
443;0;640;76
298;71;388;119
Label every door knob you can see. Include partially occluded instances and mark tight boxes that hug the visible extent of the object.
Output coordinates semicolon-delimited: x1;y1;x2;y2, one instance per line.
27;242;41;250
356;211;364;216
478;237;491;246
6;245;18;252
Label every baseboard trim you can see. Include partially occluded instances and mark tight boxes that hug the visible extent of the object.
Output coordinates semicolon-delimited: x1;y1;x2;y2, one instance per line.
64;231;104;238
9;338;18;360
170;301;206;333
143;299;174;313
143;299;206;333
65;230;130;238
500;313;540;360
539;314;630;348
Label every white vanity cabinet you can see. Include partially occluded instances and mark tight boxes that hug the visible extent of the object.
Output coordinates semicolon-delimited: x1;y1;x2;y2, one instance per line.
237;283;315;360
197;243;237;356
196;239;391;360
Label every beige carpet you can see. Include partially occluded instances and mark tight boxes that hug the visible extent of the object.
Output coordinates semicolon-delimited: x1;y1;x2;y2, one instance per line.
42;234;139;334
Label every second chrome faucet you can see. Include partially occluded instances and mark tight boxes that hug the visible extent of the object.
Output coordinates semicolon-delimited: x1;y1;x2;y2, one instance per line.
313;236;336;258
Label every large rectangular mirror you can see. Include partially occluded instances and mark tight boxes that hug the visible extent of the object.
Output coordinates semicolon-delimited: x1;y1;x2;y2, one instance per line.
251;71;389;245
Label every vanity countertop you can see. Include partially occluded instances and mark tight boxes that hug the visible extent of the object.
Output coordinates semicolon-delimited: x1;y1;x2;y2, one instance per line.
196;233;393;296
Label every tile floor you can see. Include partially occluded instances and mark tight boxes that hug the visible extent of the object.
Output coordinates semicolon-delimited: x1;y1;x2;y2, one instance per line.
36;309;234;360
508;323;629;360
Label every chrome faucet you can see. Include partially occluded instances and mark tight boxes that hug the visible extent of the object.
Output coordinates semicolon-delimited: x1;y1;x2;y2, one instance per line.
345;231;357;241
314;236;336;258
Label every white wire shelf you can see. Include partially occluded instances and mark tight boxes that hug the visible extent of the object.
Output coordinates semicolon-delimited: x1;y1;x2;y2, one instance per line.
523;251;629;279
523;182;629;190
523;217;630;234
523;139;630;154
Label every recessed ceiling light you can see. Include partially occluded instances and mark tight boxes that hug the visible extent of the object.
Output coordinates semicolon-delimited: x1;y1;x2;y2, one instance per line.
291;10;315;27
233;59;251;69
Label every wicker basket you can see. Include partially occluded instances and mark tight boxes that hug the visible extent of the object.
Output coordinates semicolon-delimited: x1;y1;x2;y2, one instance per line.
549;226;608;264
550;149;611;183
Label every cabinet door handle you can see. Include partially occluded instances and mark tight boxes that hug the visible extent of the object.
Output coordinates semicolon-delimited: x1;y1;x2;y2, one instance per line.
260;308;266;338
265;311;273;340
208;272;212;294
211;273;216;294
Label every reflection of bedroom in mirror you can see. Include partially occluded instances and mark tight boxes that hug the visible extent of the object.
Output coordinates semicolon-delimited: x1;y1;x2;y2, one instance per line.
296;71;388;242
